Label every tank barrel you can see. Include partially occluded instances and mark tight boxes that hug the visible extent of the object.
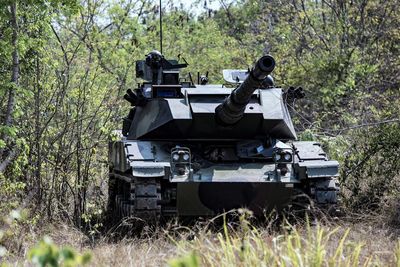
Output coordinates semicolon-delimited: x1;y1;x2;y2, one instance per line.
215;55;276;125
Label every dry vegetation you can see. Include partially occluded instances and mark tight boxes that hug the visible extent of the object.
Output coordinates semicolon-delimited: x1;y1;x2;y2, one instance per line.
3;211;400;266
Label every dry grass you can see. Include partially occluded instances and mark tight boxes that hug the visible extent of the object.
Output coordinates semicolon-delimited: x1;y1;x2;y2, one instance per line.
3;212;400;267
164;212;400;267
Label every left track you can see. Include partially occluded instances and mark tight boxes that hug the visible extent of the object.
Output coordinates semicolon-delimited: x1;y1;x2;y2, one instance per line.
108;172;162;223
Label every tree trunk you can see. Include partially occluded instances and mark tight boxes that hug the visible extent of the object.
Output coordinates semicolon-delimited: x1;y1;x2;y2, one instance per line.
35;54;42;201
0;149;18;173
0;1;19;169
5;1;19;127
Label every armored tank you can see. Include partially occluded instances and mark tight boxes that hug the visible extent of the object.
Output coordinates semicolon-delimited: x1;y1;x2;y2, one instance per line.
108;51;339;221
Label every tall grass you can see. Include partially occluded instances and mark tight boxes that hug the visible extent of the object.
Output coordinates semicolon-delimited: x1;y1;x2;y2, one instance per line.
168;211;399;267
3;210;400;266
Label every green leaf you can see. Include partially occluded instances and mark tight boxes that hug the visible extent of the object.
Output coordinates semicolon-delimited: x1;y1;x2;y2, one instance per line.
0;140;6;149
168;251;199;267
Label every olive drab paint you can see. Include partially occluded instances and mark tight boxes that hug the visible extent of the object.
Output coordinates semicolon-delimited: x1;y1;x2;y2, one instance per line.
107;51;339;221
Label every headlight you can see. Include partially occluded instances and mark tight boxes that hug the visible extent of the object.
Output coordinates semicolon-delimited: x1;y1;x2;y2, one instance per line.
170;147;192;179
172;154;180;161
273;150;292;162
284;153;292;162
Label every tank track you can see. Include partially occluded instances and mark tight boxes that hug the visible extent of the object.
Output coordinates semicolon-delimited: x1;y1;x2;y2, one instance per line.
108;173;161;224
311;177;341;216
107;172;340;222
291;177;340;217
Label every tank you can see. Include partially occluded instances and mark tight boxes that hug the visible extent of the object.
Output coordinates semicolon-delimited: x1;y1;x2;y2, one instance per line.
107;51;339;221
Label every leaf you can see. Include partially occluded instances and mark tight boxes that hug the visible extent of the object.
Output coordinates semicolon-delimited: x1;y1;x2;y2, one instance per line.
0;246;7;257
79;253;92;265
168;251;200;267
0;140;6;149
0;126;18;138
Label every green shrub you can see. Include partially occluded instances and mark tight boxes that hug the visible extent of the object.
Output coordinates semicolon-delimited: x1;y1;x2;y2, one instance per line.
341;124;400;212
28;237;91;267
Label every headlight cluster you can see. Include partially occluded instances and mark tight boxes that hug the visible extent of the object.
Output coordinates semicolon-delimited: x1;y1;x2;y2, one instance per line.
171;149;191;162
273;151;293;163
171;147;192;177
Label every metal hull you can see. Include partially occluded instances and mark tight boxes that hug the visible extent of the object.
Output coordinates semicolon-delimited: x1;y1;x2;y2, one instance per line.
108;139;339;222
177;182;293;216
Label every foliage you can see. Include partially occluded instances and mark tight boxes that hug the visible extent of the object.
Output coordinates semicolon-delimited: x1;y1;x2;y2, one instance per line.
341;124;400;211
0;209;30;261
168;251;200;267
212;0;399;130
28;237;91;267
81;202;103;238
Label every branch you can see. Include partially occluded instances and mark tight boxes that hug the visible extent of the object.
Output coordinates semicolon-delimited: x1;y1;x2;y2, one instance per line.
332;119;400;134
50;24;69;65
0;149;19;173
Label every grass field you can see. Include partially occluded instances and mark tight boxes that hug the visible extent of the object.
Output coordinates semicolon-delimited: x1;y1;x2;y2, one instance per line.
4;211;400;266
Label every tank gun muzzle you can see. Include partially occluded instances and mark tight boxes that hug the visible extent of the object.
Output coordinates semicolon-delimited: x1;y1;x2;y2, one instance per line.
215;55;276;125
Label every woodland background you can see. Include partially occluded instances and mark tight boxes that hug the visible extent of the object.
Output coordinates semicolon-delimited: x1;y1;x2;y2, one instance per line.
0;0;399;264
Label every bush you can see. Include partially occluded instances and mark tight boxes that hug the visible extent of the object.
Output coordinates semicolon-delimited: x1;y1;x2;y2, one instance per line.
28;237;91;267
341;124;400;212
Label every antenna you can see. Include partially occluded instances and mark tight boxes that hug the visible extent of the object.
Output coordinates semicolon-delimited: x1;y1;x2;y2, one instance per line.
159;0;163;54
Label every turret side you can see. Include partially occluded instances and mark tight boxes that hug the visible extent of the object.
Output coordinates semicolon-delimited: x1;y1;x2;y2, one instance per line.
125;53;295;141
127;87;296;140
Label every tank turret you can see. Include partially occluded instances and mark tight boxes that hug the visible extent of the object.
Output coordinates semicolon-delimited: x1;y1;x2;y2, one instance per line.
216;55;276;125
